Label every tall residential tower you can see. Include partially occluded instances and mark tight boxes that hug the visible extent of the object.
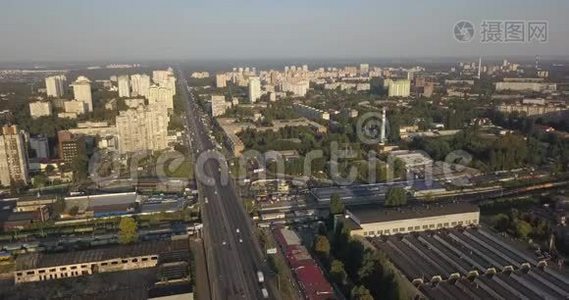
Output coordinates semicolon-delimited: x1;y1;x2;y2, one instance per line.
72;76;93;112
0;125;29;187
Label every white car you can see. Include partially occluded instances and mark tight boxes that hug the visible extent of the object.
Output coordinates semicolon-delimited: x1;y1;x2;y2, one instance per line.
239;239;243;243
222;241;227;246
236;228;240;233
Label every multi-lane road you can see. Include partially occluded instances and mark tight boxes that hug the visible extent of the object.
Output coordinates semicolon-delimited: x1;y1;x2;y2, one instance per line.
177;69;273;299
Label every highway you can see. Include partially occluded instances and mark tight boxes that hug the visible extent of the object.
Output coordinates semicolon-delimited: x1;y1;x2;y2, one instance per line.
177;69;272;299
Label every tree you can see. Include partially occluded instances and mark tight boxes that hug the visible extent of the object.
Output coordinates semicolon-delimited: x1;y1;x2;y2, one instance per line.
351;285;373;300
51;198;66;219
385;187;407;207
313;235;331;257
515;220;532;239
32;174;48;188
493;213;510;232
71;150;90;184
45;164;56;174
68;206;79;216
119;217;138;244
330;193;344;215
330;259;347;284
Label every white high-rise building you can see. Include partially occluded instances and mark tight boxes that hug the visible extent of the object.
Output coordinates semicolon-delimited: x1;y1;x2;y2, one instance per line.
45;75;67;98
115;105;169;154
360;64;369;76
153;67;175;85
72;76;93;112
148;85;174;111
211;95;227;117
248;77;261;103
0;125;29;187
387;79;411;98
131;74;151;98
165;74;176;95
216;74;227;88
118;75;131;98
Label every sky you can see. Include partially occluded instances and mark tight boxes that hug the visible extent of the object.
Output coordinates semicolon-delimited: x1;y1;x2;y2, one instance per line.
0;0;568;62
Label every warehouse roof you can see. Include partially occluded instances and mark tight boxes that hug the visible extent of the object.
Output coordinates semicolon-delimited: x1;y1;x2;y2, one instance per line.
15;240;188;271
347;202;479;225
65;192;139;207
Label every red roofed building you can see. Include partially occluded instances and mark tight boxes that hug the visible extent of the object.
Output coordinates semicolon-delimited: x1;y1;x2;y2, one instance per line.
294;264;335;300
272;227;335;299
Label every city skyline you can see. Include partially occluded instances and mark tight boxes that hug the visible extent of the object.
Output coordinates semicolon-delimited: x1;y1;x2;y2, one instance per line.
1;0;568;62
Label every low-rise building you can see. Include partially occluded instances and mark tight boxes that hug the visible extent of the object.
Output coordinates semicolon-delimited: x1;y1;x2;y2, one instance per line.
390;150;433;169
341;202;480;237
64;100;88;115
14;240;188;284
29;101;52;118
497;100;567;116
293;103;330;121
495;78;557;92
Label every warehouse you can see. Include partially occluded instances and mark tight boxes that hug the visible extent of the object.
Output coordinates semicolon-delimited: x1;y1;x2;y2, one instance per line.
340;202;479;237
14;240;188;284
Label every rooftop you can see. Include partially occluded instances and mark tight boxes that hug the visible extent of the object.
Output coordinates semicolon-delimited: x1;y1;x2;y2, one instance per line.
15;240;188;271
311;181;442;204
65;192;139;209
346;202;479;225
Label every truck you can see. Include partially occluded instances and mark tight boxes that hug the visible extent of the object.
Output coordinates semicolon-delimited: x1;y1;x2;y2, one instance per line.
257;271;265;283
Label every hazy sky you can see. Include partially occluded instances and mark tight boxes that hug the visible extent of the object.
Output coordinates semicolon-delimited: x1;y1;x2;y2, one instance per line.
1;0;568;62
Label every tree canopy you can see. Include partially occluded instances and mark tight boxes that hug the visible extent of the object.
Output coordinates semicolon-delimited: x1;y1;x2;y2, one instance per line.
119;217;138;244
385;187;407;207
330;193;345;215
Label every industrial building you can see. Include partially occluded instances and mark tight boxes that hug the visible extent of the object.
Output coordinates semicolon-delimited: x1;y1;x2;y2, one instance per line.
310;181;444;206
13;239;190;286
371;228;569;299
341;203;479;237
64;192;140;218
